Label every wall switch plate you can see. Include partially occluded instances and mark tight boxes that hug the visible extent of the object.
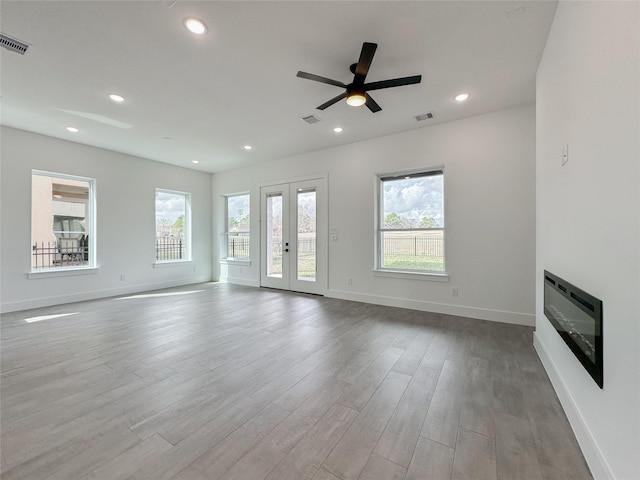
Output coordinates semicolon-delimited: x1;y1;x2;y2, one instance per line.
562;144;569;166
452;287;459;297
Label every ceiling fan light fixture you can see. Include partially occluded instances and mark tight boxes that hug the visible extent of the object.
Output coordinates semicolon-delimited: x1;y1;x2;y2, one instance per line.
346;93;366;107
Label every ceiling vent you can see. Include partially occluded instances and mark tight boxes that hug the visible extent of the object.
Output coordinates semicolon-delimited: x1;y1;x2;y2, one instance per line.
0;33;29;55
415;112;434;122
301;114;321;125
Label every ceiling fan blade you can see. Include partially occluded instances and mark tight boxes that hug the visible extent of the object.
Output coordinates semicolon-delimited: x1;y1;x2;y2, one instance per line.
365;93;382;113
353;42;377;84
296;71;346;88
364;75;422;91
317;91;348;110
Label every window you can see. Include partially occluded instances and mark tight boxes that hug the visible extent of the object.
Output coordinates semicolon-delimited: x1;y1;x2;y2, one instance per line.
378;169;445;273
31;170;96;270
155;189;191;261
226;193;250;261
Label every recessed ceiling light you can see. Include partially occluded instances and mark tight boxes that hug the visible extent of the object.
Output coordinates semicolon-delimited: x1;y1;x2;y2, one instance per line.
183;18;208;35
191;160;200;164
66;126;79;133
454;93;470;102
108;94;124;103
243;145;252;151
333;127;343;133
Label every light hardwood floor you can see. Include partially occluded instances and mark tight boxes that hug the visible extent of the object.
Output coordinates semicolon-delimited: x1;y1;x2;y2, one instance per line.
0;283;592;480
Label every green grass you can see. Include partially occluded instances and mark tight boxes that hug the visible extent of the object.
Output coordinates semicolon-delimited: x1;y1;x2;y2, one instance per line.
297;254;316;278
268;254;316;278
383;254;444;272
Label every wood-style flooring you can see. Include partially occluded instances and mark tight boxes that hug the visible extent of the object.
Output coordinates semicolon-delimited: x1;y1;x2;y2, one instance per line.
0;283;592;480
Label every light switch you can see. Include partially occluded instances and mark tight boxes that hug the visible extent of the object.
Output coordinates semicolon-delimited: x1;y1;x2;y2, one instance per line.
562;144;569;166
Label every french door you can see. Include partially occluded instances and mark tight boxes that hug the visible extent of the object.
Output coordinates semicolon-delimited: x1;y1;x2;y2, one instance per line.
260;177;326;295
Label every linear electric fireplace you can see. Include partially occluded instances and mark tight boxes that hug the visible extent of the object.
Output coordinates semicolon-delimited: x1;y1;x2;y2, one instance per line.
544;271;603;388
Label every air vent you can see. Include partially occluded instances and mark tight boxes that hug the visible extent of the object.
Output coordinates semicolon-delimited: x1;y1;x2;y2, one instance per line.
301;114;321;125
0;33;29;55
415;112;434;122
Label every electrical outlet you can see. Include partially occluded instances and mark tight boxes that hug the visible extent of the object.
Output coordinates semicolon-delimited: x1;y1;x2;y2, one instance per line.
120;274;125;281
348;278;353;286
452;287;459;297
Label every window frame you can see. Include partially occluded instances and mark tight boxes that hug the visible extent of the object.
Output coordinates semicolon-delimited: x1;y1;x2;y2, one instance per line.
375;167;447;278
155;188;192;263
30;169;97;273
224;192;251;263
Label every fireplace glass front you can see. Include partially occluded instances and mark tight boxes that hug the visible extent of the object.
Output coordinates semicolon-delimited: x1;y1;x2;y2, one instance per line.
543;271;603;388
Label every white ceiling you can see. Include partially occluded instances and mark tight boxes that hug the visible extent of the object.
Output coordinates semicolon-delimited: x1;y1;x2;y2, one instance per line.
0;1;557;173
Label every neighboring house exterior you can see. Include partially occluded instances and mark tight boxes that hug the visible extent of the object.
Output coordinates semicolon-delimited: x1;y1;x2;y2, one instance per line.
31;174;89;269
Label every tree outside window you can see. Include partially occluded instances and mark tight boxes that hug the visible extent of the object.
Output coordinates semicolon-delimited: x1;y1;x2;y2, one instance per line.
156;189;191;261
226;194;250;260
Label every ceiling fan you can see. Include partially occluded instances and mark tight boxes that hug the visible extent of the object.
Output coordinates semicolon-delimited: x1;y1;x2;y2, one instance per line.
296;42;422;113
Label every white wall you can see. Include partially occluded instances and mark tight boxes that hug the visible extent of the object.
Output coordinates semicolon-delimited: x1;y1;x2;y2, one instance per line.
0;127;213;313
213;104;536;326
535;2;640;479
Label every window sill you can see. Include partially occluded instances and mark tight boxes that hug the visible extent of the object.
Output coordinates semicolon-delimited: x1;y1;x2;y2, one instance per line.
153;260;192;268
219;258;251;266
28;266;100;279
373;269;449;282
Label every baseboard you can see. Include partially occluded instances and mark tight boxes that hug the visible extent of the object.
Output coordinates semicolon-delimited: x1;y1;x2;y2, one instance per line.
326;289;534;326
533;333;613;480
220;276;260;288
0;277;212;313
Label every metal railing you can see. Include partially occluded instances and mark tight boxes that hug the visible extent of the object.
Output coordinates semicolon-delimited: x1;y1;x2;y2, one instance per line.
156;236;184;261
383;234;443;257
227;233;250;260
32;239;89;269
32;234;442;269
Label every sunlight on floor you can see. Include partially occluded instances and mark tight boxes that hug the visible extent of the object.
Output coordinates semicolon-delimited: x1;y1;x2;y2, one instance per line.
116;290;204;300
24;312;78;323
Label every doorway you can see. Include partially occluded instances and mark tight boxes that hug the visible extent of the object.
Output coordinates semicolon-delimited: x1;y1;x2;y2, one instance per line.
260;177;326;295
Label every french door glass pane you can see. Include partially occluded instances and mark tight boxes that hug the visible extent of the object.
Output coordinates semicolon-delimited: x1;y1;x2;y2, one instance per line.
297;189;316;281
266;194;283;277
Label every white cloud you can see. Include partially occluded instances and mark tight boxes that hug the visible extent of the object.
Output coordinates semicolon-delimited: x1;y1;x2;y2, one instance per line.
383;176;444;226
156;191;186;222
228;194;250;221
